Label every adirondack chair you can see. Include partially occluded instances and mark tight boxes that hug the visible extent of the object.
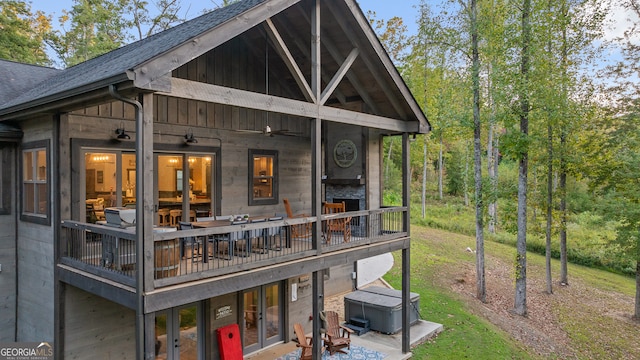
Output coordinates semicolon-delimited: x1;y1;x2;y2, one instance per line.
323;202;352;244
293;323;323;360
321;310;353;355
283;198;312;240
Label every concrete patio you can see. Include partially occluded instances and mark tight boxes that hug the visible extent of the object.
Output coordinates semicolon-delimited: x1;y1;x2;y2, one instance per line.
245;318;443;359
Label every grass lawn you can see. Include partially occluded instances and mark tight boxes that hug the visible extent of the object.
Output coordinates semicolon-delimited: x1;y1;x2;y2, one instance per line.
382;224;639;359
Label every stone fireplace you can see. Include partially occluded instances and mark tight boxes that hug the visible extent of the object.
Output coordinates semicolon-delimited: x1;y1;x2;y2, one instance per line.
325;183;366;236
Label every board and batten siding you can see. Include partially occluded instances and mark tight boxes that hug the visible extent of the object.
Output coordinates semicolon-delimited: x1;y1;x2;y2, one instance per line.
0;144;17;341
16;117;55;342
64;285;135;359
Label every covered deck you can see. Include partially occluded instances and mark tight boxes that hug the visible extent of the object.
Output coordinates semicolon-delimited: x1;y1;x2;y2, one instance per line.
59;207;408;308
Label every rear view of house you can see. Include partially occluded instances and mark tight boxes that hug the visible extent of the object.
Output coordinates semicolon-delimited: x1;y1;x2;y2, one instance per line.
0;0;429;358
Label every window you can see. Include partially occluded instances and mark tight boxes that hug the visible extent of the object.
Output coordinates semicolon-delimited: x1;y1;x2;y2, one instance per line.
249;149;278;205
22;140;50;224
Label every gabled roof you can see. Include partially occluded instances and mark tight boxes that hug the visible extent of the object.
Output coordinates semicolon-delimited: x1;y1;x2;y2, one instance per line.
0;59;60;106
0;0;428;132
0;0;269;114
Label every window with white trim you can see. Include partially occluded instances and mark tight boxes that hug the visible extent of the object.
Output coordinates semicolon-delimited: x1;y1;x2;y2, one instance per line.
22;140;50;224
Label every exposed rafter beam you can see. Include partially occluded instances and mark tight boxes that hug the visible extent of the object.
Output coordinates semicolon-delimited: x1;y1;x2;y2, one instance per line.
293;5;382;114
161;78;419;133
276;15;348;105
132;0;302;89
264;18;316;103
320;48;358;105
325;1;408;119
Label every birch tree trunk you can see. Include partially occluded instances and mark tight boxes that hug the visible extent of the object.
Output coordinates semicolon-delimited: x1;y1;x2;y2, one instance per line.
470;0;486;303
546;122;553;294
514;0;531;317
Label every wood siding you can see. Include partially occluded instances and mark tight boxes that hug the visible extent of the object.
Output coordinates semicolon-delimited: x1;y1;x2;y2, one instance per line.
16;117;55;342
64;285;135;359
0;145;17;341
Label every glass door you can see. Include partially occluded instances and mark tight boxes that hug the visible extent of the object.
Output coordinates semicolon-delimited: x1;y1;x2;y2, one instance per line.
242;282;283;354
155;304;201;360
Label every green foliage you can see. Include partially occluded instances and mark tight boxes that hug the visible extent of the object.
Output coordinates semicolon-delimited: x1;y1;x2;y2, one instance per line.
445;145;466;196
384;231;532;359
0;1;51;65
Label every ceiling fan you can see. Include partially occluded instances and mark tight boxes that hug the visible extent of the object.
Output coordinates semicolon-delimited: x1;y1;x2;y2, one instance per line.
236;125;301;137
234;34;302;138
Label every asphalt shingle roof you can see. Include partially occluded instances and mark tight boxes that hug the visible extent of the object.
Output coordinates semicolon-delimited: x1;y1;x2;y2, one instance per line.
0;0;266;112
0;59;60;106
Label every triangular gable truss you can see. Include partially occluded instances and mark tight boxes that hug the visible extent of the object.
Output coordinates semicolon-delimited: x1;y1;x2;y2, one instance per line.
134;0;428;134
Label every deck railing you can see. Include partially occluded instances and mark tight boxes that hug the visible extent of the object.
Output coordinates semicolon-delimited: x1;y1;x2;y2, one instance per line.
60;207;407;287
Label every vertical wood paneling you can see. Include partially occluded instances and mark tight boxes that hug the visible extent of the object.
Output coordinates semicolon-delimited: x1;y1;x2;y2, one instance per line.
64;286;135;359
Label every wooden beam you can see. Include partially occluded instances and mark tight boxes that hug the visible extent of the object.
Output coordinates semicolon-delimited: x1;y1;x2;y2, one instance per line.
143;238;409;312
160;78;420;133
264;18;316;103
320;48;358;105
132;0;302;89
292;5;382;115
276;16;348;105
325;1;408;120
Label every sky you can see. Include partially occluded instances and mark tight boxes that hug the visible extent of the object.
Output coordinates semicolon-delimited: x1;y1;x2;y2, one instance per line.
31;0;637;71
33;0;422;36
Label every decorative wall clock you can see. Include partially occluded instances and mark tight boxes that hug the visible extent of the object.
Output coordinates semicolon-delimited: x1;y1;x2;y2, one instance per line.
333;139;357;168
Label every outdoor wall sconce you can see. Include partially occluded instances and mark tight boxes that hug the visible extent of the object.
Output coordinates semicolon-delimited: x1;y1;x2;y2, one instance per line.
115;122;130;140
184;128;198;144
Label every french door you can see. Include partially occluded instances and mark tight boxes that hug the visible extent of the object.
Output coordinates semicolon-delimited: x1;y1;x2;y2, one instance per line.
155;303;202;360
242;282;283;354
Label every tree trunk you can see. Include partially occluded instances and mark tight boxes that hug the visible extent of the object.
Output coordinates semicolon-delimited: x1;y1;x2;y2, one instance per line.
464;143;470;207
559;151;568;285
545;1;553;295
559;2;569;286
545;123;553;295
488;122;497;233
635;259;640;321
471;0;486;303
422;135;427;218
514;0;531;317
438;135;444;200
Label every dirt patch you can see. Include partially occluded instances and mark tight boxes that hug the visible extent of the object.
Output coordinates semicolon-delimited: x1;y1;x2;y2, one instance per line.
435;246;638;359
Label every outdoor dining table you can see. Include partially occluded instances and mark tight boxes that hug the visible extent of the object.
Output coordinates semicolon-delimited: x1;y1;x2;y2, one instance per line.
191;217;284;260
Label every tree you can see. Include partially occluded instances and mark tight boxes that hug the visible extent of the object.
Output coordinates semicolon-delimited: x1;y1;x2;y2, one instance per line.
47;0;130;67
603;0;640;321
0;0;51;65
126;0;185;40
514;0;532;317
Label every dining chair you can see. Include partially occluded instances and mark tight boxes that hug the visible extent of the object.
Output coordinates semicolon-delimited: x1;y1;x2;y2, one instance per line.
249;218;268;254
178;221;202;262
266;216;284;250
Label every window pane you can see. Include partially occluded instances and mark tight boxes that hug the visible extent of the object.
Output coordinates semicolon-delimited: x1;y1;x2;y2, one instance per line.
24;183;34;213
36;150;46;181
23;152;33;181
122;153;136;207
253;155;274;199
188;156;212;218
37;184;47;214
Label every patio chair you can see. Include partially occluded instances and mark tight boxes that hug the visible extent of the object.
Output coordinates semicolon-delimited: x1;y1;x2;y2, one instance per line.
323;202;352;244
293;323;323;360
283;198;312;240
321;310;353;355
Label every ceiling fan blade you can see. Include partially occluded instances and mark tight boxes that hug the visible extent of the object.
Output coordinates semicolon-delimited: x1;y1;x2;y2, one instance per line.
234;129;263;134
